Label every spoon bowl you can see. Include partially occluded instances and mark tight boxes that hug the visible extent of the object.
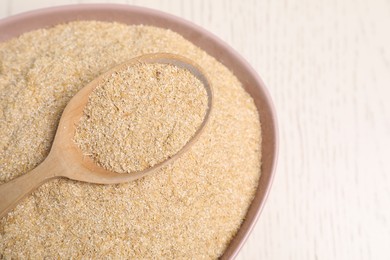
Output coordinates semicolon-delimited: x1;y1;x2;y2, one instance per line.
0;53;213;218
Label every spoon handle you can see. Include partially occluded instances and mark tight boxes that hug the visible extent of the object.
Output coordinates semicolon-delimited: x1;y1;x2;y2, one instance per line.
0;158;58;218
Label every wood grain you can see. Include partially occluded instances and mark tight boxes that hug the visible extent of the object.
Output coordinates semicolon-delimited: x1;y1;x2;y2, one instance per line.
1;0;390;259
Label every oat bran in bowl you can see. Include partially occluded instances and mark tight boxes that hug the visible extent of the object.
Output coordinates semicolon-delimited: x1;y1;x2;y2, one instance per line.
0;4;278;259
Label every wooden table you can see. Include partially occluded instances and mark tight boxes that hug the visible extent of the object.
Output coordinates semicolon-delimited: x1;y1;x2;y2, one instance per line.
1;0;390;259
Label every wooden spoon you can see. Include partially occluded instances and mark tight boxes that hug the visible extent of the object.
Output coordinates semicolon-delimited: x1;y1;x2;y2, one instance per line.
0;53;213;218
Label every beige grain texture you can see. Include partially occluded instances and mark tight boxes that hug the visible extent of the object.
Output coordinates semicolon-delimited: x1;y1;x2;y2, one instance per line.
0;21;261;259
3;1;390;259
75;63;208;173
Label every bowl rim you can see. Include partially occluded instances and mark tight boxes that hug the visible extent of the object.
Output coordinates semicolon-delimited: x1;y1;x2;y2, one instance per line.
0;4;278;259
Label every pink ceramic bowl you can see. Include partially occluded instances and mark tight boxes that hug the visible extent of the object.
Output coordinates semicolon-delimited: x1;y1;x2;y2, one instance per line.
0;4;278;259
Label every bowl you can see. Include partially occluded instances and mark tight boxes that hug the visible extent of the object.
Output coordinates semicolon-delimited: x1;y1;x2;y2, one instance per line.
0;4;278;259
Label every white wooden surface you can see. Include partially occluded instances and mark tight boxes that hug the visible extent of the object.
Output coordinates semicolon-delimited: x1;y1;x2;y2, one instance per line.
1;0;390;259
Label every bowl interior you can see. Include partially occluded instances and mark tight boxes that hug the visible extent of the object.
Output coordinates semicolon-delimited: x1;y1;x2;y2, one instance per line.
0;4;278;259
